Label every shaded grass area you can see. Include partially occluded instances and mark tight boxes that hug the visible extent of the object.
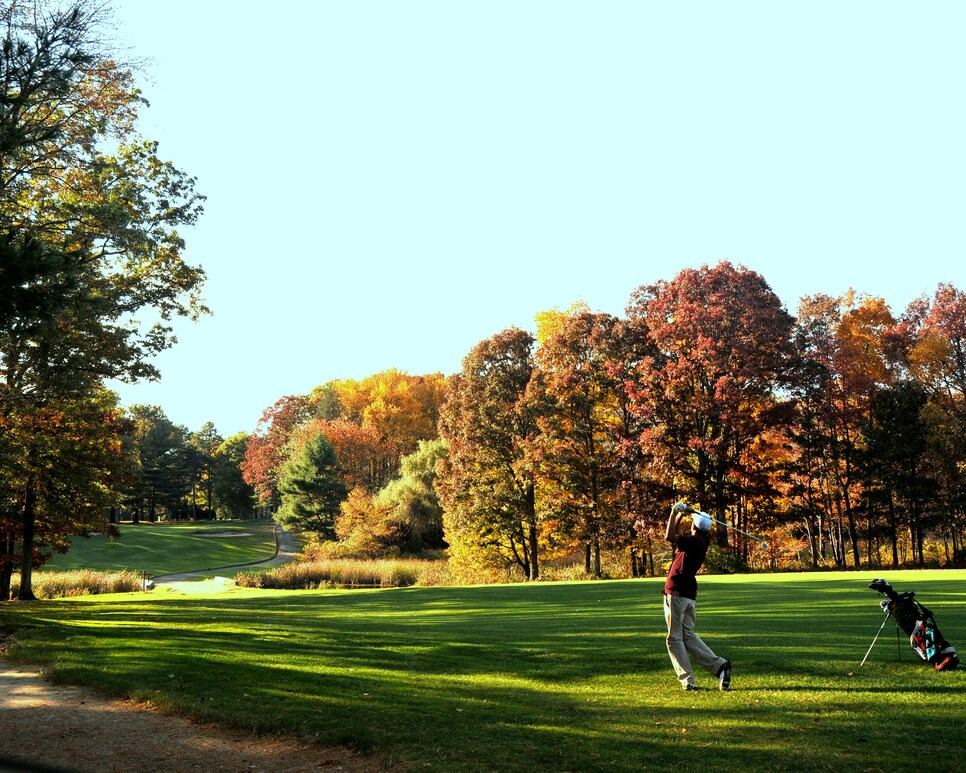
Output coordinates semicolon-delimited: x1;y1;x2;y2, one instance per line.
1;570;965;772
41;519;280;576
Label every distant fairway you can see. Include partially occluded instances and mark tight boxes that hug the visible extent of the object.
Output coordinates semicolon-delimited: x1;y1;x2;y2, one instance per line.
41;519;280;577
2;569;964;772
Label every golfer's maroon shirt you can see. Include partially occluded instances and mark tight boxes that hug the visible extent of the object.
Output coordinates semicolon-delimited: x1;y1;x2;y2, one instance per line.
663;534;709;600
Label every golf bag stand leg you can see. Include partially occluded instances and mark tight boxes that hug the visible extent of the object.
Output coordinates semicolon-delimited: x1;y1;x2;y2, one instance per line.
861;610;893;666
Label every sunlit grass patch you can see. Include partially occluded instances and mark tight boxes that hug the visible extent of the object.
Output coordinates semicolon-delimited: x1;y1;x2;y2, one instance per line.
43;519;279;576
1;570;964;772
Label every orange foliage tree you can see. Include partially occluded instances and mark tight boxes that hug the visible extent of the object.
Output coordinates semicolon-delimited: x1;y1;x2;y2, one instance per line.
533;310;634;576
241;395;314;508
625;262;797;545
789;291;899;567
316;369;446;459
437;329;544;580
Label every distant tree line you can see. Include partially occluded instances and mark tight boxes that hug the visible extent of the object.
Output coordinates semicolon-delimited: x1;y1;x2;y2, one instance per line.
436;266;966;579
237;263;966;581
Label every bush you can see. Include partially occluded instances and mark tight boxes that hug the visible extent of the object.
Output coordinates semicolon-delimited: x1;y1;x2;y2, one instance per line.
12;570;147;599
703;543;748;574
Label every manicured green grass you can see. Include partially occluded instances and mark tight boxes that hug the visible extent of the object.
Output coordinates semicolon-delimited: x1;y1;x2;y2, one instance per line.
42;519;280;576
2;570;964;772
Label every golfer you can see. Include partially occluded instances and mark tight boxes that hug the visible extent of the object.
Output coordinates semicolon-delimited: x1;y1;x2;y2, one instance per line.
663;503;732;691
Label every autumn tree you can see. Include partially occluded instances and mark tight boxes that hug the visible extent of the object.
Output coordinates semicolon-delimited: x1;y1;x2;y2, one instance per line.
533;310;631;576
0;1;206;598
902;284;966;416
332;488;393;556
894;283;966;562
790;292;898;567
241;395;313;508
625;262;796;541
0;388;128;599
315;418;396;494
316;370;447;459
437;328;543;580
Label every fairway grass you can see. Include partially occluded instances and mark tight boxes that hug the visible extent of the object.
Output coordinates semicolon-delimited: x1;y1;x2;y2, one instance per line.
40;519;280;577
2;570;964;772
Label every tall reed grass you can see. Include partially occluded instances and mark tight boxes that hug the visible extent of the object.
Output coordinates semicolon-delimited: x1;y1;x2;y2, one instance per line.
11;569;148;599
236;558;453;589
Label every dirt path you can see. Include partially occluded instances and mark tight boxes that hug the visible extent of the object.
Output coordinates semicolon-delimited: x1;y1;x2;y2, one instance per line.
0;528;402;773
0;659;396;772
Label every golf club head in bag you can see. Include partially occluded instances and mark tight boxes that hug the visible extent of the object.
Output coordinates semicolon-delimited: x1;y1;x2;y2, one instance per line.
868;578;959;671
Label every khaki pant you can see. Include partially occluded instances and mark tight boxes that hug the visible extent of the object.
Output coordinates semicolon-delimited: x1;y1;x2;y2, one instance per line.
663;593;726;687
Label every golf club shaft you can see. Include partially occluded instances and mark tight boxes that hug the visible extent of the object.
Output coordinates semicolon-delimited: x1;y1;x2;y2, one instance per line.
707;516;767;543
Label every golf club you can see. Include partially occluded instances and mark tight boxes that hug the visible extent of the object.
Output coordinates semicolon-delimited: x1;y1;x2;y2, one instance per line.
674;502;768;546
706;515;768;547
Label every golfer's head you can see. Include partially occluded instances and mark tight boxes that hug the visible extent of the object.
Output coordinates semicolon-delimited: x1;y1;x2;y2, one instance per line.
691;512;712;534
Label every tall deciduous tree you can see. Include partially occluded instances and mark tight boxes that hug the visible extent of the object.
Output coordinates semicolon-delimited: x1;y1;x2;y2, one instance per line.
791;292;898;567
315;418;395;494
533;310;629;576
437;328;543;580
318;370;446;458
0;387;127;599
895;283;966;562
626;262;796;540
0;1;205;599
241;395;313;508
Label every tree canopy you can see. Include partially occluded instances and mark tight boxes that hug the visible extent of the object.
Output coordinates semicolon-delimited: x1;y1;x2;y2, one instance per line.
0;1;206;598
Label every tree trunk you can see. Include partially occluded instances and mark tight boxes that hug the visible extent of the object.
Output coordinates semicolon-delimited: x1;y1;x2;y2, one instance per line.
803;515;819;568
844;502;861;568
916;517;925;568
830;517;844;567
525;482;539;581
0;533;14;600
17;480;37;601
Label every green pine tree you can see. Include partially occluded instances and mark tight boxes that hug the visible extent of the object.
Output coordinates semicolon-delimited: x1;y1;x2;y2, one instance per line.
276;433;349;538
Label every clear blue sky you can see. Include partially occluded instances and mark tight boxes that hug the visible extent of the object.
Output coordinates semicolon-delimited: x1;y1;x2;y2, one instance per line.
106;1;966;438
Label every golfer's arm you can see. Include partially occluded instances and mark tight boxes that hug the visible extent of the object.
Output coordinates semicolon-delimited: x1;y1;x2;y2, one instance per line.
665;508;679;543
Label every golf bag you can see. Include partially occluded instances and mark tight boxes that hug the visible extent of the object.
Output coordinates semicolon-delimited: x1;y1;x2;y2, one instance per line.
869;578;959;671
